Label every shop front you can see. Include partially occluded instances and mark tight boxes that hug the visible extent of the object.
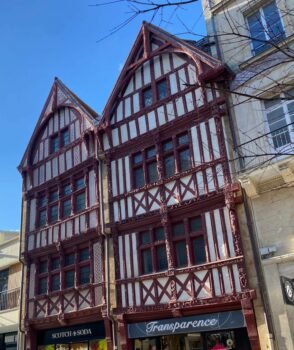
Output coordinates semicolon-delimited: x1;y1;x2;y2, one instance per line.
37;322;106;350
128;310;251;350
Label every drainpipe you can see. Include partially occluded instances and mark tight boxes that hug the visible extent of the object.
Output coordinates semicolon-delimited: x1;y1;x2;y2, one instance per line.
98;149;117;350
241;189;276;350
18;184;26;350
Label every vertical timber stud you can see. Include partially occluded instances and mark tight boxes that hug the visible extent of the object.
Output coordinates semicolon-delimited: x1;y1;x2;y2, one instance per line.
241;298;261;350
103;317;113;350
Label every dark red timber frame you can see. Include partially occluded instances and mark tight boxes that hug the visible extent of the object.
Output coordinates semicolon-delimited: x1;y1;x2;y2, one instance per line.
100;22;260;350
18;80;113;350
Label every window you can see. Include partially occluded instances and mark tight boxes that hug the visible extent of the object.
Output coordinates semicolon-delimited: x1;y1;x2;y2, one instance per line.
163;140;175;177
51;134;59;153
131;133;192;189
36;246;92;296
61;129;70;147
171;217;206;268
139;227;168;275
51;274;60;291
143;87;153;107
76;193;86;213
247;1;285;55
157;80;168;101
177;133;191;171
52;258;60;270
264;90;294;149
65;253;75;266
36;174;87;228
39;277;47;295
50;127;70;154
65;270;75;289
80;266;90;285
142;79;169;108
39;261;47;274
50;205;58;223
79;248;89;262
132;147;158;188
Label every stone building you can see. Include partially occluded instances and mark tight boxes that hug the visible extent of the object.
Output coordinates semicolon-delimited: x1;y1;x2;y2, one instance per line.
202;0;294;349
0;231;21;350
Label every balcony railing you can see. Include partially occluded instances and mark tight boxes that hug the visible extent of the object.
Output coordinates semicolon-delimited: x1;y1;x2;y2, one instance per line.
0;288;20;311
234;125;294;172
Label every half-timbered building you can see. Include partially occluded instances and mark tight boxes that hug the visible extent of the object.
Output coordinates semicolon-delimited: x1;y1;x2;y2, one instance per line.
18;79;111;350
100;22;260;350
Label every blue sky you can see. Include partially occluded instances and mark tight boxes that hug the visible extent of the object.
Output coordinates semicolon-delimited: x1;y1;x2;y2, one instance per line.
0;0;206;230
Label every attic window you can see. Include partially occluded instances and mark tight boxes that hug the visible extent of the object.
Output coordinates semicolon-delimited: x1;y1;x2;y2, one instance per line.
50;127;70;154
143;87;153;107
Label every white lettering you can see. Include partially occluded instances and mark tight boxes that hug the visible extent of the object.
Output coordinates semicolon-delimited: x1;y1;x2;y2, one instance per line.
145;318;218;334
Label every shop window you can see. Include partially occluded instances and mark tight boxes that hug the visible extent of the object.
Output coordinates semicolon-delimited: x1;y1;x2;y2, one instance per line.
65;270;75;289
139;227;168;275
247;1;285;55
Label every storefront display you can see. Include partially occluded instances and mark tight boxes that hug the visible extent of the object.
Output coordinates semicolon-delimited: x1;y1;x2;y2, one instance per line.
37;322;106;350
129;311;251;350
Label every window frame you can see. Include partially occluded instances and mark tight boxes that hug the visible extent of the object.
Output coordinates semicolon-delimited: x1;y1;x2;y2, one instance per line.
264;90;294;150
246;1;285;55
138;227;168;275
50;126;70;155
141;77;170;109
36;174;87;228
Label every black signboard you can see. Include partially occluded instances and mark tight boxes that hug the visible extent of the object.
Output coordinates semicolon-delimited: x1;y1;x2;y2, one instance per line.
281;276;294;306
38;322;105;345
128;310;245;338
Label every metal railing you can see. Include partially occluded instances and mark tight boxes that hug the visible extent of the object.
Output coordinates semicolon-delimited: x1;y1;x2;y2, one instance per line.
234;125;294;173
0;287;20;311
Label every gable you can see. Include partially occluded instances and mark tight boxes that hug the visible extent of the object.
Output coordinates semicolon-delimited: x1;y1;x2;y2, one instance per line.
19;78;98;172
102;22;223;134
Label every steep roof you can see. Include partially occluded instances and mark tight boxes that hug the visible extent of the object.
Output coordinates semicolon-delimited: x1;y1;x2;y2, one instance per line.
101;21;223;124
18;78;100;172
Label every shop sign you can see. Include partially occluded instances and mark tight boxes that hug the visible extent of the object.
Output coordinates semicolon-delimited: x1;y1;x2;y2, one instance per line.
281;276;294;306
38;322;105;345
128;310;245;338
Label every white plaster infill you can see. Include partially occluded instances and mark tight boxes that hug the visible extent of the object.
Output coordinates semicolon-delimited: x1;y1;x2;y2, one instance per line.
261;252;294;266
